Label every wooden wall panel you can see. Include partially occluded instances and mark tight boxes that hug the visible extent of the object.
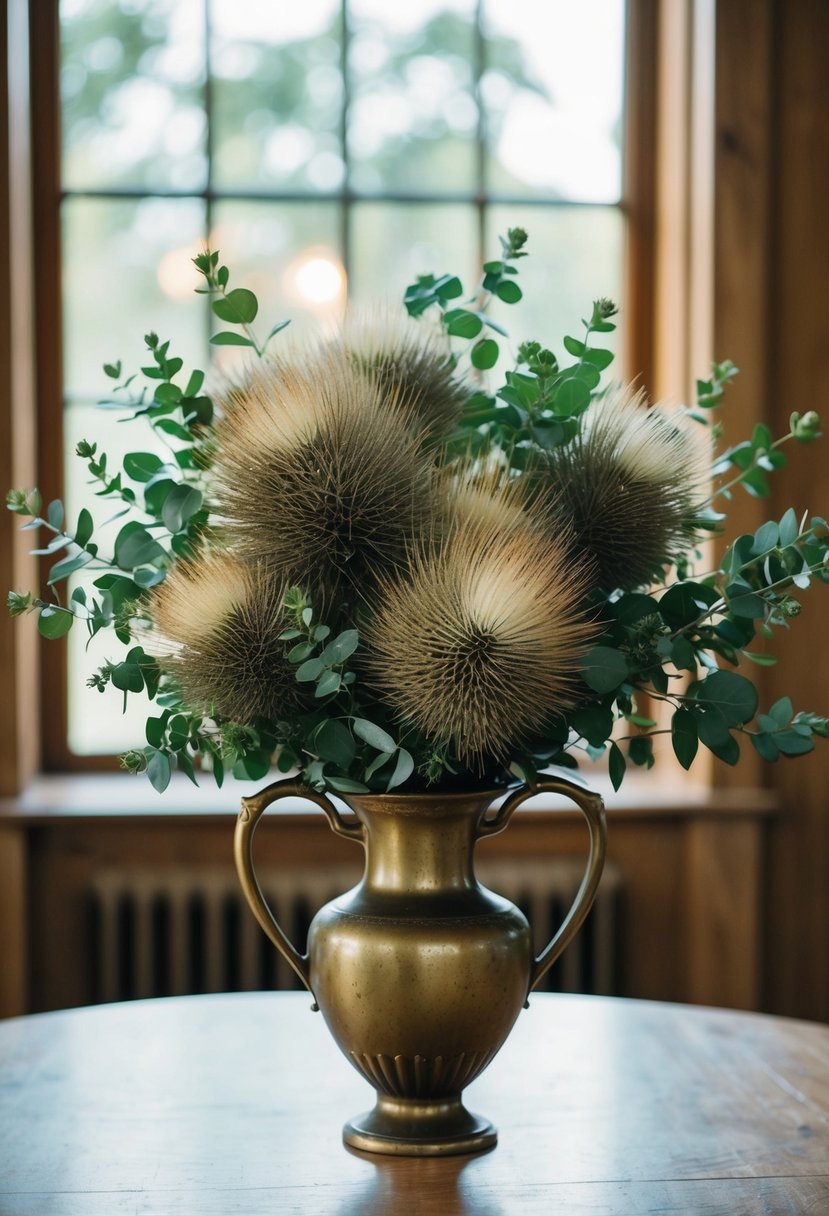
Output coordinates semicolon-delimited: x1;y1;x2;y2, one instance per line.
762;0;829;1020
713;0;829;1019
14;800;771;1015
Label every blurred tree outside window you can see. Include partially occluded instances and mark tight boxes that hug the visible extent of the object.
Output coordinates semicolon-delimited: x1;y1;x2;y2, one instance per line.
58;0;627;755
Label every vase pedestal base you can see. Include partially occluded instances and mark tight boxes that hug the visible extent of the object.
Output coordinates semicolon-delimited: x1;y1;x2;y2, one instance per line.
344;1094;497;1157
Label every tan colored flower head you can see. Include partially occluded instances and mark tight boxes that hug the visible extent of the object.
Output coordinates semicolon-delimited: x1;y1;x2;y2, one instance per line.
211;349;439;599
149;551;305;723
542;385;709;592
340;304;469;444
365;518;596;766
440;460;547;543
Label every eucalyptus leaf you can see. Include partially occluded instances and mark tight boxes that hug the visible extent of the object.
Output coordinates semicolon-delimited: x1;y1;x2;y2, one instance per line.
696;670;758;725
313;719;356;768
212;288;258;325
608;742;626;791
671;708;699;770
353;718;396;753
315;669;342;698
387;748;414;790
161;484;203;533
147;749;172;793
37;607;73;639
123;452;164;483
581;646;629;694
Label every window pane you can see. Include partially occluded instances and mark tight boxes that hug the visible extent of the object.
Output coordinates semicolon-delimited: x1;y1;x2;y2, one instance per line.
209;201;344;370
210;0;343;192
349;202;478;301
348;0;478;194
483;0;624;201
61;0;206;191
485;205;624;366
63;197;207;401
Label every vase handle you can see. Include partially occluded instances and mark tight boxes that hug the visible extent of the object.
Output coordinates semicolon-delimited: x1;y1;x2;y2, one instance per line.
479;776;607;996
234;779;365;997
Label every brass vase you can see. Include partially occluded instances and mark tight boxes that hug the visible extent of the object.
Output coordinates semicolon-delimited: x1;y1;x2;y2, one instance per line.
234;776;606;1156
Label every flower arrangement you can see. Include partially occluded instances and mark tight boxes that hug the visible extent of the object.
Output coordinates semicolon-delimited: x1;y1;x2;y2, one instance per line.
7;228;828;794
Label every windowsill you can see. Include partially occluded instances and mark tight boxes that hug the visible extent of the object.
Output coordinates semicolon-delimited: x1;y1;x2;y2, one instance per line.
0;771;779;824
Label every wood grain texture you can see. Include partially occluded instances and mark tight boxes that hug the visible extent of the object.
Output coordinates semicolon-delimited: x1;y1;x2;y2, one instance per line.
1;992;828;1215
711;0;829;1020
711;0;774;793
762;0;829;1024
0;826;27;1017
0;784;774;1014
0;0;39;798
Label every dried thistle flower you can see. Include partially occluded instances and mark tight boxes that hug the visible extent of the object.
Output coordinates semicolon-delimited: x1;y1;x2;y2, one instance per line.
365;519;596;766
149;552;305;723
440;461;544;542
212;351;438;599
340;305;468;444
541;385;709;592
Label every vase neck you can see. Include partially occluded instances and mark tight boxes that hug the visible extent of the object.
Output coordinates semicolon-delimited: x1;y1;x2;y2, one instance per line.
347;793;497;895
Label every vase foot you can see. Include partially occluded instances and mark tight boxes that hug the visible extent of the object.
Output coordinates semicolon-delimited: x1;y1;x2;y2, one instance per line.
343;1094;497;1157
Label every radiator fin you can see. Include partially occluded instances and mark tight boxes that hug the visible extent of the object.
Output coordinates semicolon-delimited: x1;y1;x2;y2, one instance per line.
88;860;622;1004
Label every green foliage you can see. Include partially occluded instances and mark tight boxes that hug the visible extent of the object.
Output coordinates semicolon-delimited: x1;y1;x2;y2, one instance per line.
193;249;290;357
6;231;827;795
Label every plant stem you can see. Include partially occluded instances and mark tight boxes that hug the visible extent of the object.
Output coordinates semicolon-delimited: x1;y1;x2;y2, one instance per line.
706;429;794;506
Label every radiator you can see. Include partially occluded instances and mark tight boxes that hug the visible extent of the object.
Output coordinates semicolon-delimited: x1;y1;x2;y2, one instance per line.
87;859;623;1004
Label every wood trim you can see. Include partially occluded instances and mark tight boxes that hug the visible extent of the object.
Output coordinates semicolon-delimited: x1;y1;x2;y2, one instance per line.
710;0;775;792
0;824;28;1015
28;0;66;772
622;0;658;388
0;0;39;796
709;0;829;1020
762;0;829;1020
651;0;692;407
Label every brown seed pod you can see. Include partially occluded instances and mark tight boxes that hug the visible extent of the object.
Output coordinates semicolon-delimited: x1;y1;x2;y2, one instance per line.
364;518;597;767
541;385;709;592
149;551;306;723
211;350;440;600
339;304;469;445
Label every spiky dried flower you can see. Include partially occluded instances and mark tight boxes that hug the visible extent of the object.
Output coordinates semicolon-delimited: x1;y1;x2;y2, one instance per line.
364;519;596;766
440;461;546;543
149;551;305;723
541;385;709;592
340;305;468;444
211;350;439;600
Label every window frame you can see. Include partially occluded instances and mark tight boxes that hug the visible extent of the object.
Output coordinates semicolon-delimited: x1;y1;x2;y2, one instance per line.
27;0;658;772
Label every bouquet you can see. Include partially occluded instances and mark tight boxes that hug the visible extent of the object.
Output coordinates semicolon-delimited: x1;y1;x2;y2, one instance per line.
7;229;828;794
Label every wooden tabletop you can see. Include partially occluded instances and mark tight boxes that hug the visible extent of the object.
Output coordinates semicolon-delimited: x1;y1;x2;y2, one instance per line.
1;993;828;1215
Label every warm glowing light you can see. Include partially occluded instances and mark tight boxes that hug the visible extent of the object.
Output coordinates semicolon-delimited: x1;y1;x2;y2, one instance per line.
156;243;203;300
285;250;345;307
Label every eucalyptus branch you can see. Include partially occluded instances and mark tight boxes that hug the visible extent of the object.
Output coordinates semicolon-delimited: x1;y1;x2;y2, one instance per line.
670;560;825;641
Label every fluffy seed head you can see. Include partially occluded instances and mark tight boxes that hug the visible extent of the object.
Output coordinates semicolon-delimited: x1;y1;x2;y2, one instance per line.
340;304;468;444
441;462;548;543
211;350;439;599
542;385;709;592
149;552;306;723
365;519;596;765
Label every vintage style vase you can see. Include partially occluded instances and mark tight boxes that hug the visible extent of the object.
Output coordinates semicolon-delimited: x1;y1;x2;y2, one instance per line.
234;775;606;1156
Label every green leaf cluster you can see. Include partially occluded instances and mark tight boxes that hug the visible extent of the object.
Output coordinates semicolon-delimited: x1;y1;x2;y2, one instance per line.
6;232;827;797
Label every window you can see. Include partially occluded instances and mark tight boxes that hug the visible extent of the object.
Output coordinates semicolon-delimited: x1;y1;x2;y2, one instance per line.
33;0;642;764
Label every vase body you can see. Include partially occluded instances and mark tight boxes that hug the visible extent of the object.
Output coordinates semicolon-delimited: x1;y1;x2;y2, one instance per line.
235;777;606;1156
309;790;530;1154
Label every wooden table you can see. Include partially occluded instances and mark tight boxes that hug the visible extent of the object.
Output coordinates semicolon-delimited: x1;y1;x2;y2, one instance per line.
1;992;828;1215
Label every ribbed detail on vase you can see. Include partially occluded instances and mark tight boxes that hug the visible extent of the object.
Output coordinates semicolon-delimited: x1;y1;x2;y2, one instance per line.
349;1048;497;1098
